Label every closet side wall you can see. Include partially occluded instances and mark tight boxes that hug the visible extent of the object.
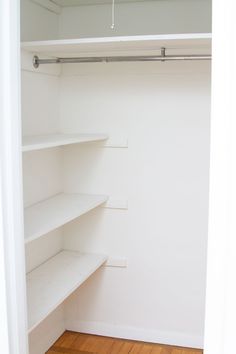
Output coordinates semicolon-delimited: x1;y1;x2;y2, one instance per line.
21;51;63;273
21;4;65;353
60;61;211;348
59;0;212;39
21;59;65;354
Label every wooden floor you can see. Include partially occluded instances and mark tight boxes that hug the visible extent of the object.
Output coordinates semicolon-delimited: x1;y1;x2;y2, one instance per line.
47;331;203;354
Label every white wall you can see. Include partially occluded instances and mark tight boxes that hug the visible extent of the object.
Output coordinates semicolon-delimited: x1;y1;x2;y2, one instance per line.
21;0;212;41
21;52;63;271
21;0;59;41
21;49;65;354
59;61;211;348
59;0;211;38
20;3;63;350
21;72;65;353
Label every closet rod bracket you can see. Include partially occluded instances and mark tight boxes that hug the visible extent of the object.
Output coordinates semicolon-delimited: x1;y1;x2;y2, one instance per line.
161;47;166;61
33;55;39;69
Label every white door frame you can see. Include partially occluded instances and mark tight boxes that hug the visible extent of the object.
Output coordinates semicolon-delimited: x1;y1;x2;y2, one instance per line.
0;1;28;354
204;0;236;353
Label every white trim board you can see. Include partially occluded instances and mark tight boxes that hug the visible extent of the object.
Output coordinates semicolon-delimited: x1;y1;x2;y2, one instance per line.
0;0;28;352
30;0;172;15
204;1;236;353
52;0;158;6
31;0;61;14
65;320;203;349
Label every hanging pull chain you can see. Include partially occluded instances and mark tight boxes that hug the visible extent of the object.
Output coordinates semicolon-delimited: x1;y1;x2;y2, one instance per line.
111;0;115;29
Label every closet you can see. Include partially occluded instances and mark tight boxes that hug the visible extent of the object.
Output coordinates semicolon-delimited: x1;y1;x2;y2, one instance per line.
20;1;212;353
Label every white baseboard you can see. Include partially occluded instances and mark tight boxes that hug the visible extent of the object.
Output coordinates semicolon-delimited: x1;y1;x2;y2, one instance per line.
65;320;203;349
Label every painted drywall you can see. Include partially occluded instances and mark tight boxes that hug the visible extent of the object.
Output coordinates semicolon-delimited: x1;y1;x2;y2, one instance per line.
21;47;65;353
21;52;63;266
20;1;63;347
59;0;212;38
21;0;212;41
59;61;211;347
21;0;59;41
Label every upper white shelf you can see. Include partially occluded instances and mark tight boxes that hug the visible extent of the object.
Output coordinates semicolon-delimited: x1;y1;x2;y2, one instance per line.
27;250;107;332
21;33;212;58
24;193;108;243
22;133;108;152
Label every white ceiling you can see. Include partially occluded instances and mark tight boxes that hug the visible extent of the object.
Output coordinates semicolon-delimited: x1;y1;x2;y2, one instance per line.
52;0;155;6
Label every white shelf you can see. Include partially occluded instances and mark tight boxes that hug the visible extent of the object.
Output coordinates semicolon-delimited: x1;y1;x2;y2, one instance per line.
27;250;107;332
21;33;211;58
24;193;108;243
22;133;108;152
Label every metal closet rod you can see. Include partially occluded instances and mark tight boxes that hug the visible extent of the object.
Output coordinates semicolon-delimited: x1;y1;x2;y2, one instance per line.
33;48;211;68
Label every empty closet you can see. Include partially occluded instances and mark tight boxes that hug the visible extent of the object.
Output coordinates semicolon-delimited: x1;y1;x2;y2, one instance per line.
20;1;212;353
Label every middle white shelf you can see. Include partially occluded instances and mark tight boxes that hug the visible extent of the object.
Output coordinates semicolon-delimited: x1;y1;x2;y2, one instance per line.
24;193;108;244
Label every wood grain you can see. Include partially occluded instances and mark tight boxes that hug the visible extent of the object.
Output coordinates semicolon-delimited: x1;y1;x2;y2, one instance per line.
47;331;203;354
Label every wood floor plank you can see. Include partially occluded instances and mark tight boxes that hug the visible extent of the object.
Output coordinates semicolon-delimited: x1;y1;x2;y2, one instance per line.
139;344;154;354
171;349;183;354
47;347;90;354
69;334;92;350
129;342;143;353
53;332;78;348
118;341;135;353
48;331;203;354
160;347;172;354
93;336;115;354
150;346;163;354
76;335;96;351
79;333;101;350
109;339;125;354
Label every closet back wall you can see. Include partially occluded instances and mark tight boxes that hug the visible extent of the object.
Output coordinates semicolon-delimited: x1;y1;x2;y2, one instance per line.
60;60;210;348
21;0;211;41
59;0;211;38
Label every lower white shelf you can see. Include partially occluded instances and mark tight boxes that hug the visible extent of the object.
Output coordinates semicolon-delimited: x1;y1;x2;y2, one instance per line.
27;250;107;332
